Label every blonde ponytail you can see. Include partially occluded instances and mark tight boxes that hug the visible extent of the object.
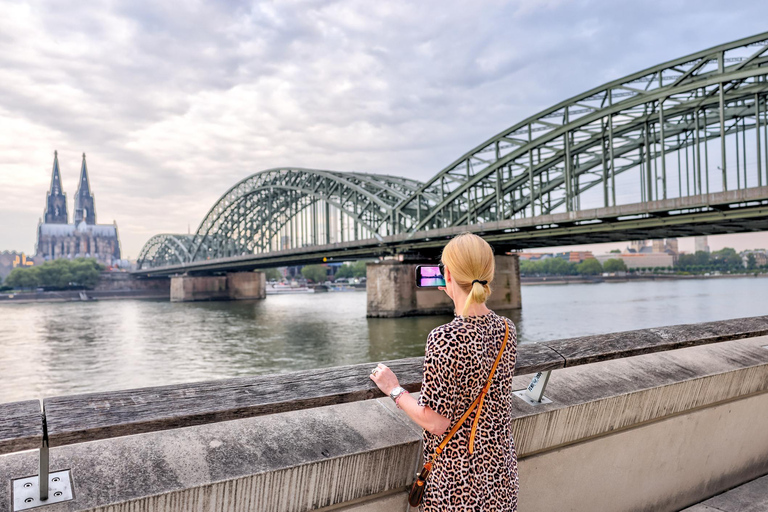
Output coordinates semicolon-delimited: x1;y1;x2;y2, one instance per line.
440;233;494;317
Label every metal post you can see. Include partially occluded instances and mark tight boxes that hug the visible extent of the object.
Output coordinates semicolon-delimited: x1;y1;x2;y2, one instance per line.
719;54;727;191
659;100;667;199
39;429;49;501
695;110;702;195
742;115;748;188
601;120;609;207
757;94;763;188
564;108;573;212
735;116;741;190
644;121;653;201
704;109;710;195
609;113;616;206
513;370;553;405
528;124;535;217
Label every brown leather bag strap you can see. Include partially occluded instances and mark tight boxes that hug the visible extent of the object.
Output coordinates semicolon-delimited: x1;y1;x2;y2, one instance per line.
469;319;509;454
431;319;509;461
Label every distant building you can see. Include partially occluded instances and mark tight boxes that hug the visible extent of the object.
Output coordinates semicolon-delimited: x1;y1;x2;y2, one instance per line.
652;239;665;253
35;151;122;266
596;252;674;269
518;253;555;261
0;251;35;281
694;236;710;254
556;251;595;263
665;238;679;255
519;251;594;263
740;249;768;268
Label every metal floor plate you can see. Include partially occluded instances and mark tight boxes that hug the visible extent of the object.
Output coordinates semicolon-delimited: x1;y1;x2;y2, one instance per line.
12;470;73;511
513;390;553;406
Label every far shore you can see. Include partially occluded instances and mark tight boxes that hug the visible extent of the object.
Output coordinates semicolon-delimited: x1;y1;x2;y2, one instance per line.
521;273;768;285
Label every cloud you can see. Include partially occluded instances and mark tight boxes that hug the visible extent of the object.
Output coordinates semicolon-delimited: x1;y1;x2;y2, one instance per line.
1;0;767;257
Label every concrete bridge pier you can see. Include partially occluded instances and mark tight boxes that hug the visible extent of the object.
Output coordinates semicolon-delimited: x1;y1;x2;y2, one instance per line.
170;272;266;302
366;254;521;317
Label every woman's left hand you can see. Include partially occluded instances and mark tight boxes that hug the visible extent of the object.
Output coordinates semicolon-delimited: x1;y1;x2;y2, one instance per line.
369;363;400;395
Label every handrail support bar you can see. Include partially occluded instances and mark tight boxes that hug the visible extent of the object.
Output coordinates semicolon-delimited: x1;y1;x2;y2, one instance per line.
513;370;553;406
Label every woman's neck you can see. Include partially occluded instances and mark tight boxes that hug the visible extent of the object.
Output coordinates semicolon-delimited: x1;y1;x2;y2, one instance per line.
452;288;491;317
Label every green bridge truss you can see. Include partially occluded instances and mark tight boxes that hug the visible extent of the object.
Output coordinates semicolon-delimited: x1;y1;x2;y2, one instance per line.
138;32;768;270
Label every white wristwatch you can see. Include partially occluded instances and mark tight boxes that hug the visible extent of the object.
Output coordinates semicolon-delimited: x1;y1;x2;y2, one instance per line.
389;386;407;403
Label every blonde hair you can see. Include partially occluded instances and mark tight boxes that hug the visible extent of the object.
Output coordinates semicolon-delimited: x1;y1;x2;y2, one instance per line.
440;232;495;317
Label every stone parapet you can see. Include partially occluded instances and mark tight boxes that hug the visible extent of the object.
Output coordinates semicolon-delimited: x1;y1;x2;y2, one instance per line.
2;334;767;511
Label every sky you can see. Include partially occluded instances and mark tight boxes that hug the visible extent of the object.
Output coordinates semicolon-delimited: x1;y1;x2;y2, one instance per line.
2;0;768;259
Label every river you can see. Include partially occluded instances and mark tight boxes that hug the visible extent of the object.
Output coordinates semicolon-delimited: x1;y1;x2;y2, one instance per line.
1;277;766;403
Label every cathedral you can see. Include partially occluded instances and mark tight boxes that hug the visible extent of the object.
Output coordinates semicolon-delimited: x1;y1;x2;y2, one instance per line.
36;151;122;266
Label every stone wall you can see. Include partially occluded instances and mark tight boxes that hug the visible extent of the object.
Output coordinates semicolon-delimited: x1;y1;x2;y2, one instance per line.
94;272;170;292
2;331;767;512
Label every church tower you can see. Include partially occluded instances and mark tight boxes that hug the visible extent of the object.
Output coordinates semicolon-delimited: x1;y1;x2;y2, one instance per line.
44;150;68;224
74;153;96;224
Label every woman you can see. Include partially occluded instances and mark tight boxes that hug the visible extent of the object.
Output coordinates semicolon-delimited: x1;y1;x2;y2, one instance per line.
370;232;519;511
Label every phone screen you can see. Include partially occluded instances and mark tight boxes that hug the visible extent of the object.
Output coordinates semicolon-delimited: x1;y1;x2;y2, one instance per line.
416;265;446;287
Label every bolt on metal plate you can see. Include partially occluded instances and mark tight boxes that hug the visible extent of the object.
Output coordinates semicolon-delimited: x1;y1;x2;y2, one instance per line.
513;389;553;406
13;470;73;511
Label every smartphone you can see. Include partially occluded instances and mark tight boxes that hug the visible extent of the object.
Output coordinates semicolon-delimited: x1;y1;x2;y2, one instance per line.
415;265;446;288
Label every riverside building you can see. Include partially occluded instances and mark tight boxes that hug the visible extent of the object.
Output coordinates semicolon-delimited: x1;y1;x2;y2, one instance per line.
35;151;122;266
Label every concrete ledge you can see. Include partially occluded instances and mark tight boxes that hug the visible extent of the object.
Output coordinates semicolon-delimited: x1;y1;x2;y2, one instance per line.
0;399;420;512
510;335;768;456
3;336;768;512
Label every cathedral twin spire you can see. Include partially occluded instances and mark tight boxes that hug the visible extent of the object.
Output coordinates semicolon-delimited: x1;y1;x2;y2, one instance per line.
43;151;96;225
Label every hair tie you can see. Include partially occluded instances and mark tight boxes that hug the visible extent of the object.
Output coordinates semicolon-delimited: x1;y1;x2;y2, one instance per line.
472;279;487;286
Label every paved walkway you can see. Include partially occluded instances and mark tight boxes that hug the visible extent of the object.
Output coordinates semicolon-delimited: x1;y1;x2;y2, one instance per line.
682;474;768;511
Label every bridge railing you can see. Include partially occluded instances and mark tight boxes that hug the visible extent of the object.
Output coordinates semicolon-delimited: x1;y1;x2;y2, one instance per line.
3;315;768;504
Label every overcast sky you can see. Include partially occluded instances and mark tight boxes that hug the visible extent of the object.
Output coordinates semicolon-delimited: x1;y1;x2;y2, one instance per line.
2;0;768;258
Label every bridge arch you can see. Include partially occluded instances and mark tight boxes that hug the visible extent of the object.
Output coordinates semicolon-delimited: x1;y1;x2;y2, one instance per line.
138;32;768;270
397;31;768;231
185;168;440;263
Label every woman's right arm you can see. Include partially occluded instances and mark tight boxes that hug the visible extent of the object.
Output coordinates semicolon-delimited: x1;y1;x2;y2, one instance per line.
397;393;450;436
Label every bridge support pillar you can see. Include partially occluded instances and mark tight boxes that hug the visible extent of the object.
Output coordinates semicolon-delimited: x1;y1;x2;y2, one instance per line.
487;253;522;311
170;272;266;302
366;254;520;317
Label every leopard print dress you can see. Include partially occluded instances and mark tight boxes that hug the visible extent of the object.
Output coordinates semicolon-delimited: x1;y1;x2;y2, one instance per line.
417;311;519;511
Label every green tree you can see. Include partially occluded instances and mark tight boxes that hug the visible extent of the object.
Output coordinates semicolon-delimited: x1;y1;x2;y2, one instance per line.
301;264;328;283
711;248;742;270
603;258;627;272
260;268;282;281
69;258;102;288
576;259;603;275
676;254;695;269
4;258;103;290
351;260;368;278
693;251;710;266
541;257;574;275
609;249;621;254
4;267;41;290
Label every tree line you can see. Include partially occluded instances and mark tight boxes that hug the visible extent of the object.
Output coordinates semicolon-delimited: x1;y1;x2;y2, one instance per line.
1;258;104;291
520;257;627;276
520;247;766;276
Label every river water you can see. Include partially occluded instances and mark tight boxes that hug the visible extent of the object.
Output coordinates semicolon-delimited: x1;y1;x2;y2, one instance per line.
1;277;766;403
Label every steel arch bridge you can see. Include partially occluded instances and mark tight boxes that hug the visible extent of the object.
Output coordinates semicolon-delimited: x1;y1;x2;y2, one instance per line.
138;32;768;272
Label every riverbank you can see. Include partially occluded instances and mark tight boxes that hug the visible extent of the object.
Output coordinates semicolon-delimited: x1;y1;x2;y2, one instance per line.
521;273;768;285
0;289;169;304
